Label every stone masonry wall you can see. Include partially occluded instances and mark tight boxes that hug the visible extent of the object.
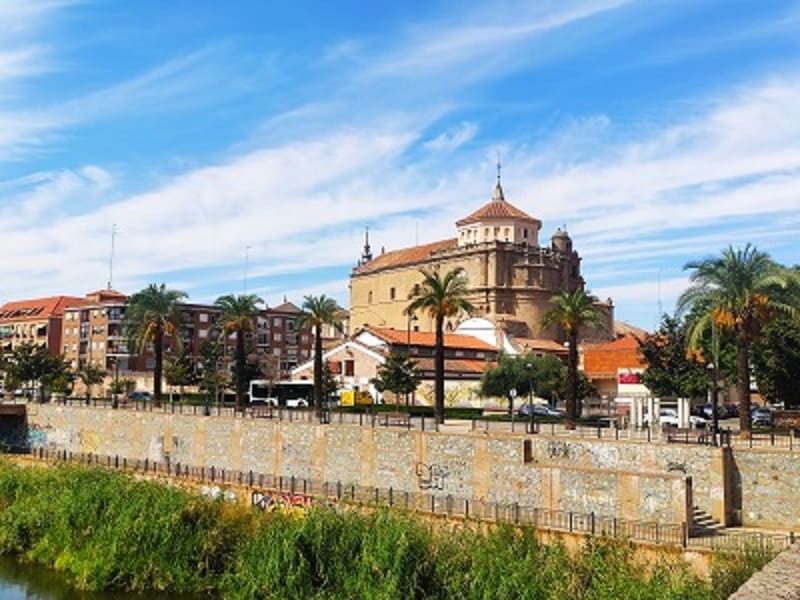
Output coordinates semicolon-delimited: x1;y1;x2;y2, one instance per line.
731;448;800;530
22;405;695;526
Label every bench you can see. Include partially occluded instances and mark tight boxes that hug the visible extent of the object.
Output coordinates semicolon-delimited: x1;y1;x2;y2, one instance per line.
379;412;411;427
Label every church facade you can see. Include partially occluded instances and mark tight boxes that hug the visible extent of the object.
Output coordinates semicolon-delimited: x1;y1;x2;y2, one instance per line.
349;176;614;345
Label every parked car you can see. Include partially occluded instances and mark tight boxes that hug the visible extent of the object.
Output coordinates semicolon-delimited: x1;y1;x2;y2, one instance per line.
644;408;707;428
518;403;563;418
701;402;739;419
126;391;153;402
751;407;772;427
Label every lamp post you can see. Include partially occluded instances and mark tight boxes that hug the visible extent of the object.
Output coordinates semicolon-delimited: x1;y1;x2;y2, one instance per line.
406;313;418;410
708;361;719;446
526;362;535;433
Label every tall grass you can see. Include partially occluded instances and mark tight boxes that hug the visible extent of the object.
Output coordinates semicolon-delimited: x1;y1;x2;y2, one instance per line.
0;462;773;598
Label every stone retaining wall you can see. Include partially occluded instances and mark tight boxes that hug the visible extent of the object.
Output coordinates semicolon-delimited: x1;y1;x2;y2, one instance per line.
23;404;690;525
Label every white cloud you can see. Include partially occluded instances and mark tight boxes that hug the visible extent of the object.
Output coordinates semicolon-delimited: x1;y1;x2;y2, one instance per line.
424;122;478;152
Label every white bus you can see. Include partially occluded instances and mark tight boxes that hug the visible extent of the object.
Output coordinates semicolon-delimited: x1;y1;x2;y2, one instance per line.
248;380;313;408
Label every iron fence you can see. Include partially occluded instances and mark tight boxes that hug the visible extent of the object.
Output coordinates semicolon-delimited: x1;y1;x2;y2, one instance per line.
20;446;793;553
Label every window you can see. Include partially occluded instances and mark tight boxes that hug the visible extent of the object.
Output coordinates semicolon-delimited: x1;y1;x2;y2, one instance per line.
199;313;208;323
72;343;77;351
390;287;396;300
344;360;355;377
63;344;68;352
273;317;282;327
368;291;373;304
301;334;309;343
199;329;208;338
287;320;295;331
273;348;281;356
504;227;510;241
273;332;282;342
455;350;465;357
523;228;528;239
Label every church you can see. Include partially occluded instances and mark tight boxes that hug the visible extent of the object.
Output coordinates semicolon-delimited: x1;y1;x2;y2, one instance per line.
349;171;614;348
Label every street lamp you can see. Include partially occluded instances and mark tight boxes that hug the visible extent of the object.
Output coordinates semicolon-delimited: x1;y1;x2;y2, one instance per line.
526;362;535;433
707;361;719;446
406;313;418;410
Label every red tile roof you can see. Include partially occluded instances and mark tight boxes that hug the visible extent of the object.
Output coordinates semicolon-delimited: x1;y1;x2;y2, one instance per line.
455;199;541;227
511;337;569;355
412;357;492;375
0;296;87;322
353;238;457;274
366;326;497;352
582;334;645;379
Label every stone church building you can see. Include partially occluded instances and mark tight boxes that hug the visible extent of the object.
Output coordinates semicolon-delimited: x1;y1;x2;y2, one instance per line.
349;174;614;347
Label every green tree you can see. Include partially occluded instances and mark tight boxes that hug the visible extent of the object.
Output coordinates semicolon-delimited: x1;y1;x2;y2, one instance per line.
321;360;340;407
541;288;602;429
164;351;194;403
751;316;800;407
198;337;228;410
77;364;106;402
480;352;536;415
298;295;342;414
638;315;708;399
214;294;264;410
3;343;74;401
406;268;474;424
371;352;420;409
124;284;187;403
678;245;798;435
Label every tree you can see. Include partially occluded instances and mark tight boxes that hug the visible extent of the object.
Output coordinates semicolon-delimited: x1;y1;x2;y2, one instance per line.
678;245;798;435
214;294;264;410
479;352;535;415
371;352;420;409
541;288;602;429
124;284;187;403
406;268;474;424
751;316;800;407
4;343;72;401
638;315;708;399
77;364;106;402
321;360;341;407
298;295;342;414
164;351;194;403
198;337;228;411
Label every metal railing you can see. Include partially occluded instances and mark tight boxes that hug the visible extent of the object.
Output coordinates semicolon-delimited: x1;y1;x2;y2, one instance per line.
19;446;794;553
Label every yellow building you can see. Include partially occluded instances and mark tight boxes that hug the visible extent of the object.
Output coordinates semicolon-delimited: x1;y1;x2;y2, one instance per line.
349;176;614;344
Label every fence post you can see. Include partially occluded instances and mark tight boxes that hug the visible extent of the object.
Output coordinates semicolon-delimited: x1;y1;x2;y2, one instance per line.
682;522;688;548
494;502;499;522
430;495;435;513
389;487;393;507
337;481;342;500
513;502;519;524
465;498;469;518
590;512;596;535
351;484;355;501
569;512;574;532
655;523;660;544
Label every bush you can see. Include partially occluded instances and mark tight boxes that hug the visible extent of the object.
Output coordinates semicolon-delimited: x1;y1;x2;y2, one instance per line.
0;462;773;598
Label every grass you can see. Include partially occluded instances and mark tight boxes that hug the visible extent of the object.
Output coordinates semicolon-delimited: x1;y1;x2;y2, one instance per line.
0;461;775;598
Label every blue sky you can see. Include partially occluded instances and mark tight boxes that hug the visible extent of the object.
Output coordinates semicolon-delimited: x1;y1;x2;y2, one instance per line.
1;0;799;329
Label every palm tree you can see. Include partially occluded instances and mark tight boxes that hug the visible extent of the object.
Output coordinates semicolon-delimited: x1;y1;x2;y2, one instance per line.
678;245;797;436
125;284;187;403
406;268;474;424
298;295;342;414
215;294;264;410
541;288;602;429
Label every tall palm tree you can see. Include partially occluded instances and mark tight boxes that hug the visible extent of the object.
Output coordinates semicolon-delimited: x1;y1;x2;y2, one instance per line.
406;268;474;424
298;295;342;413
678;245;797;436
125;284;187;403
541;288;602;429
215;294;264;410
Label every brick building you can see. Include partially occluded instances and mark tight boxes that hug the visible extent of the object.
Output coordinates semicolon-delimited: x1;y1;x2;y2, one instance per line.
0;295;86;356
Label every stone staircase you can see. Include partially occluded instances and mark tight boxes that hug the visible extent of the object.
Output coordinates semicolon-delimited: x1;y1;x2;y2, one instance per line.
691;506;724;537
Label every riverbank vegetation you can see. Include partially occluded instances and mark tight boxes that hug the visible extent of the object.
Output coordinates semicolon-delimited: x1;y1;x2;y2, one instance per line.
0;462;772;598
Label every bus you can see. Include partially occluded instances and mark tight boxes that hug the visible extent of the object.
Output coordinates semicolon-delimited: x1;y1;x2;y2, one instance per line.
248;380;313;408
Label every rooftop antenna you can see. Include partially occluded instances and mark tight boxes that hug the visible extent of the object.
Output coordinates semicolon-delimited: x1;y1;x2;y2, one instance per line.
243;245;252;293
107;224;117;290
496;154;502;184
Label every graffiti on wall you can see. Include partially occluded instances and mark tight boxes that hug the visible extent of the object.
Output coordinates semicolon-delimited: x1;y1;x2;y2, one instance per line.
251;491;314;513
416;462;448;490
546;441;570;459
27;423;52;449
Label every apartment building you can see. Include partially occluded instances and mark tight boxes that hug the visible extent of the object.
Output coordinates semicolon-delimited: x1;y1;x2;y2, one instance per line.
0;295;86;356
60;291;312;381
